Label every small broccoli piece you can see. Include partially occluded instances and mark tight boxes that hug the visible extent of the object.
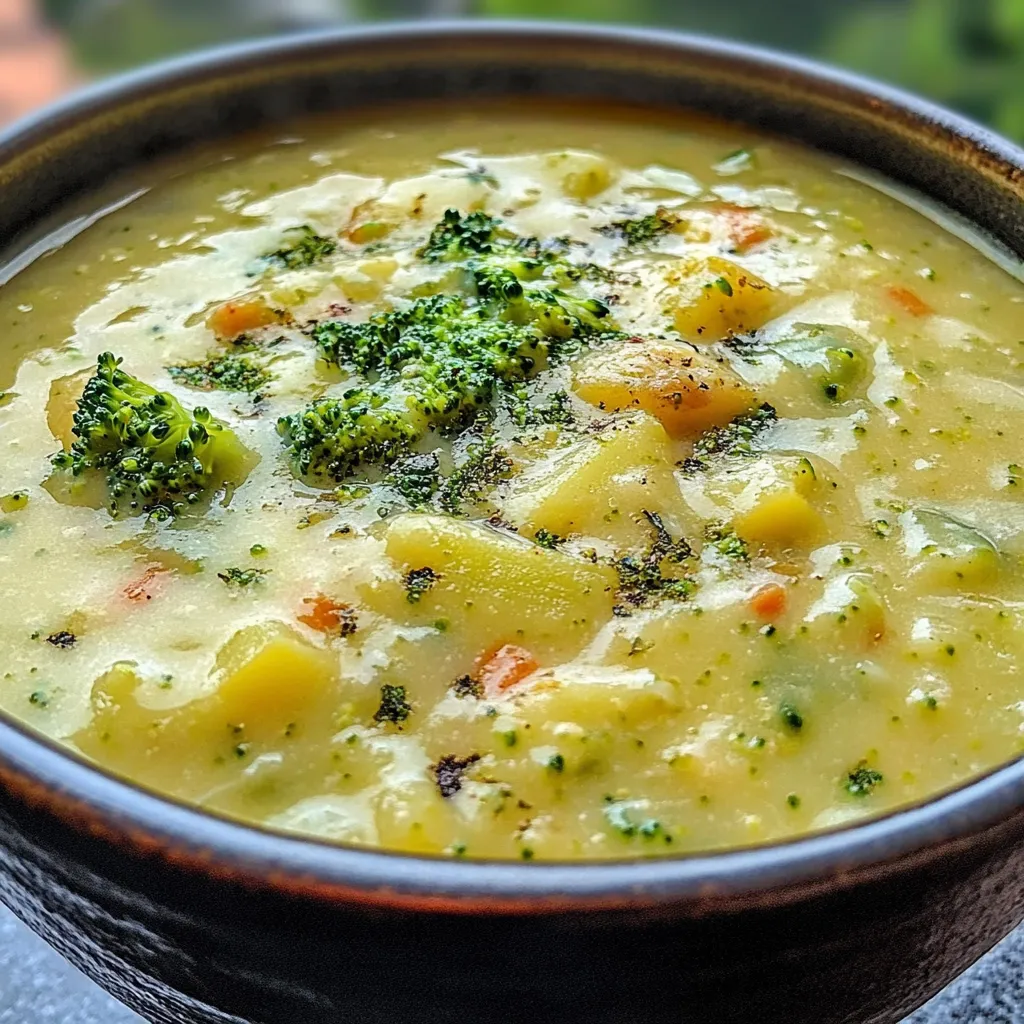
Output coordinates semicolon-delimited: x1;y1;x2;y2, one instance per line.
374;683;412;724
682;402;778;474
404;566;440;604
386;453;440;508
167;353;272;394
419;209;502;261
51;353;252;517
277;388;419;482
703;523;749;561
845;762;883;797
600;208;682;246
613;510;695;614
431;752;481;798
218;567;269;587
265;225;337;270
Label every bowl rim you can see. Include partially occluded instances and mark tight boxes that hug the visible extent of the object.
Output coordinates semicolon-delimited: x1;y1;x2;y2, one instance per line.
3;18;1024;914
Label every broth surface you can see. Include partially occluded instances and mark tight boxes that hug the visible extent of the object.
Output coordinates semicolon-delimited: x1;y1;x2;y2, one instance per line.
1;103;1023;859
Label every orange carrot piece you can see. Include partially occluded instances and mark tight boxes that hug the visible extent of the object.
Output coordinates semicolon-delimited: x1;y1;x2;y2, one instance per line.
298;595;357;636
207;297;279;340
886;285;932;318
476;644;539;697
750;582;787;620
717;204;773;251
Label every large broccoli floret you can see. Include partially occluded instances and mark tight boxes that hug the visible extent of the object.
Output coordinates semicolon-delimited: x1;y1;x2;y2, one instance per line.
418;209;502;261
419;209;613;340
51;352;253;517
284;211;618;487
276;388;419;483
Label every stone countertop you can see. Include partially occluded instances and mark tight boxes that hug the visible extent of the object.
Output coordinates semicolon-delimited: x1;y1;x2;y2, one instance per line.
1;903;1021;1023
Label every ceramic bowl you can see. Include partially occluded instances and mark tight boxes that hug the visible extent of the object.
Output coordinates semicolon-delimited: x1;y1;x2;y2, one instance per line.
2;22;1024;1024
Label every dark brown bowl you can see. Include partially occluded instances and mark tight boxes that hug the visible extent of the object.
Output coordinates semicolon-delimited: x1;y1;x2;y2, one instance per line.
2;22;1024;1024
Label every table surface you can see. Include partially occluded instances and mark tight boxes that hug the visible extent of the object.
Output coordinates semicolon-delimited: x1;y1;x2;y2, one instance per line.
1;903;1022;1024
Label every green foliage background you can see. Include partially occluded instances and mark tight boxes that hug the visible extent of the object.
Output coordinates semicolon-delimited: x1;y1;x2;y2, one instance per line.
40;0;1024;140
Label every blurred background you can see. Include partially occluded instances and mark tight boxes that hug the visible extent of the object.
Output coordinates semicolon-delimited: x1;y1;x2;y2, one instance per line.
2;0;1023;137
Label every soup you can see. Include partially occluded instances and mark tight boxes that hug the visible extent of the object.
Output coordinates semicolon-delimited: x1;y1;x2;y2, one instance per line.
1;104;1023;860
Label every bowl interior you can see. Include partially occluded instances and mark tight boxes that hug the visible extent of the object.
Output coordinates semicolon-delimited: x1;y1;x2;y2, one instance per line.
2;20;1024;908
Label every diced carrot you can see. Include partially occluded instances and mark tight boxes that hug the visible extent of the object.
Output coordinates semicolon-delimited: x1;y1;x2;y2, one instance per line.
750;582;787;620
716;204;773;251
886;285;932;318
476;644;538;697
123;565;168;603
207;297;279;340
298;595;357;636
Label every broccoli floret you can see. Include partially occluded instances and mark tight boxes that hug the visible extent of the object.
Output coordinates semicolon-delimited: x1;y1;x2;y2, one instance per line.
277;388;418;482
682;402;778;474
286;212;616;489
265;225;337;270
167;353;271;394
51;353;252;517
419;209;502;261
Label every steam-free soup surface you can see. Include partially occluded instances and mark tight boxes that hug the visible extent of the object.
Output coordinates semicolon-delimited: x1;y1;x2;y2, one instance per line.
1;104;1023;860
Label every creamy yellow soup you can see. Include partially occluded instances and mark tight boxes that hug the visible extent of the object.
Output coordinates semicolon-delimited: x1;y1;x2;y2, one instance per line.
1;103;1023;860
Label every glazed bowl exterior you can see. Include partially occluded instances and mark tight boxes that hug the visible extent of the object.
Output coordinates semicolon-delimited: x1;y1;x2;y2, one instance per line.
2;22;1024;1024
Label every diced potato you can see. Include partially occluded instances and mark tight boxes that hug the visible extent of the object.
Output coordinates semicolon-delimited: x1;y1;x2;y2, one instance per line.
573;339;756;437
682;453;826;551
212;621;339;738
511;664;678;732
734;490;824;549
373;514;616;664
333;257;398;303
902;509;1000;590
546;151;617;201
667;256;775;341
207;296;280;340
804;572;887;647
503;414;694;548
47;368;91;449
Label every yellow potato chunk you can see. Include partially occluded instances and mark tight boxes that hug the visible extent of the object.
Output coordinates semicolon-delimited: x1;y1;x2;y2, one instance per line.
573;339;756;437
546;150;617;201
512;665;678;731
376;514;616;663
503;414;693;548
682;454;826;552
212;621;339;739
734;489;824;549
667;256;775;341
